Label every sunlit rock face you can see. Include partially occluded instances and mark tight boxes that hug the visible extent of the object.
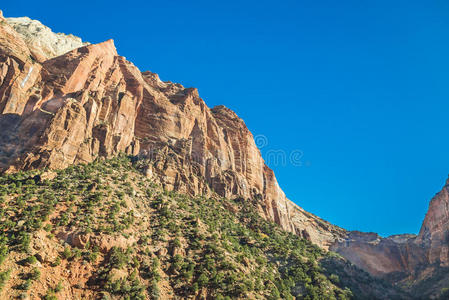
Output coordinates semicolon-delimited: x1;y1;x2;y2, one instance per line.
0;12;344;249
5;15;88;62
415;178;449;266
2;13;449;296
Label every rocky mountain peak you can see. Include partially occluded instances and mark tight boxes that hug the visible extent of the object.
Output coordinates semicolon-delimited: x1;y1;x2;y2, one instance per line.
4;14;88;62
0;13;344;250
1;11;449;299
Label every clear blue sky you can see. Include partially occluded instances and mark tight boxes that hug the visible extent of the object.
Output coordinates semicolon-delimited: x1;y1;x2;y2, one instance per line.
4;1;449;236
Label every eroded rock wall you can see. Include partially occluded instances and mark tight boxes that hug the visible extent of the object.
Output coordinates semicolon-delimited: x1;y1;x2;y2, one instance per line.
4;14;449;289
331;178;449;297
0;13;344;249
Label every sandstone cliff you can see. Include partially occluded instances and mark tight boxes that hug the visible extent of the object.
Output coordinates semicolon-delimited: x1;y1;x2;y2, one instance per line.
331;178;449;297
0;12;344;249
416;177;449;267
2;12;449;298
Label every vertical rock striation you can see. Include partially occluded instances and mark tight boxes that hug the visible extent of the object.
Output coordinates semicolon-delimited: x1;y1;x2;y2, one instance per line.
0;13;344;249
2;14;449;296
415;177;449;266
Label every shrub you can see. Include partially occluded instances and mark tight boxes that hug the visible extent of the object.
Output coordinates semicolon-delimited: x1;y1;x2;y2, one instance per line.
18;232;30;252
0;269;11;292
52;257;61;267
19;279;32;290
330;274;340;284
54;281;63;292
0;245;7;265
62;247;73;259
149;280;160;300
25;255;37;265
86;250;99;263
197;273;209;287
109;247;128;269
30;268;40;280
42;291;57;300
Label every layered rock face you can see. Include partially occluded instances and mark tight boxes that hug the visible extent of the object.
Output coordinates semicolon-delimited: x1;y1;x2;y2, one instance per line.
2;13;449;296
331;232;426;276
415;178;449;267
0;12;344;248
331;178;449;296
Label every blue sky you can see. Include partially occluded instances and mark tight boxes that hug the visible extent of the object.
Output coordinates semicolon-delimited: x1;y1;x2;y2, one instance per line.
4;1;449;236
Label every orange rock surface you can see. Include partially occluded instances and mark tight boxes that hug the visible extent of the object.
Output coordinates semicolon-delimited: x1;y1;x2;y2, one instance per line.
2;13;449;290
0;16;343;249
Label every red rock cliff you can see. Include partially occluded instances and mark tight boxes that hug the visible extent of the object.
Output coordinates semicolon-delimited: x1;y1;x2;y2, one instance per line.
3;14;449;295
415;177;449;266
331;177;449;296
0;14;344;248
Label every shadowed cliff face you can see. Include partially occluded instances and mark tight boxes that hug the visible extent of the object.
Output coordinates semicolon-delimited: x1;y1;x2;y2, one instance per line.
331;232;426;276
333;179;449;276
0;13;344;249
331;179;449;297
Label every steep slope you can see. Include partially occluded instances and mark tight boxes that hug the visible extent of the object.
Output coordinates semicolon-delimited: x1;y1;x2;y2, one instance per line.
0;156;402;299
1;10;449;299
416;177;449;267
0;11;344;250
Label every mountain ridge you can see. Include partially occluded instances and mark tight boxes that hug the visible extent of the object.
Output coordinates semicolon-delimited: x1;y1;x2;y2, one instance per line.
0;11;345;250
1;10;449;299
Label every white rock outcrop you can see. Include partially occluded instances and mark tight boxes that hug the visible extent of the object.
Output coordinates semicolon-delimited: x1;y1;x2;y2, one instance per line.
5;15;88;61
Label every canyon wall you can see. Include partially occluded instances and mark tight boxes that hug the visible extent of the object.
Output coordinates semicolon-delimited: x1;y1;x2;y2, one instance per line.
0;12;344;249
1;12;449;296
331;178;449;297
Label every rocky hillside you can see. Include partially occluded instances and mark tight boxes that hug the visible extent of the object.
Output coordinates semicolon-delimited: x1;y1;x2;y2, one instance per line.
0;155;403;299
0;10;343;250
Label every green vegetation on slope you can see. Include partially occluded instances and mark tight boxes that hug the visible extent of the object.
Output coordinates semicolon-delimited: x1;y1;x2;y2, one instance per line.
0;155;402;299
